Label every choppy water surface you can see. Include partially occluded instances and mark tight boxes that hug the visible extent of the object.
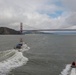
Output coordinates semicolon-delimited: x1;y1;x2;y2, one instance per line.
0;34;76;75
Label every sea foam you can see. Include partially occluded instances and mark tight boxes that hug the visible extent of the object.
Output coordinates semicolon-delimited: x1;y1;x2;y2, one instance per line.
0;44;30;75
60;64;76;75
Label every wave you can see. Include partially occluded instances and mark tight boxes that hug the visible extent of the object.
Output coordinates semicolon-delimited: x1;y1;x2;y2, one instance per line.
19;43;30;52
0;44;30;75
70;68;76;75
60;64;76;75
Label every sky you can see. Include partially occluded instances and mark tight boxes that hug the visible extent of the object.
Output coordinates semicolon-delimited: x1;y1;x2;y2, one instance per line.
0;0;76;30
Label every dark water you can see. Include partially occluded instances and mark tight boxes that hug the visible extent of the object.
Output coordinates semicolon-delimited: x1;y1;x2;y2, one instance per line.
0;34;76;75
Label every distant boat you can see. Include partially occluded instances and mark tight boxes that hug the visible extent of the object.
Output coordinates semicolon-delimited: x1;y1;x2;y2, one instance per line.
14;38;30;52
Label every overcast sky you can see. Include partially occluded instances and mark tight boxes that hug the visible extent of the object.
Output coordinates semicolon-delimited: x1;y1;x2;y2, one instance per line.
0;0;76;30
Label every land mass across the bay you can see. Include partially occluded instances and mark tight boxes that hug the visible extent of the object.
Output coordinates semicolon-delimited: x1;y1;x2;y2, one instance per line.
0;27;52;34
0;27;21;35
0;27;76;35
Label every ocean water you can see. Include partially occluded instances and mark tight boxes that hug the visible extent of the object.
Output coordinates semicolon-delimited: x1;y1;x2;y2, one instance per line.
0;34;76;75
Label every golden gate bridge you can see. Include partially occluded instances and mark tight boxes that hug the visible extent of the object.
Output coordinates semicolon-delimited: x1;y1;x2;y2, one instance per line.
20;23;76;34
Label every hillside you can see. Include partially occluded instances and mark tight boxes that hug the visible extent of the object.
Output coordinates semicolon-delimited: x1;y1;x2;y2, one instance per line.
0;27;20;34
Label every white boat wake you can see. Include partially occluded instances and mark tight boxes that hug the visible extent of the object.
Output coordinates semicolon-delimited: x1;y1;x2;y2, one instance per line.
0;44;30;75
60;64;76;75
70;68;76;75
18;43;30;52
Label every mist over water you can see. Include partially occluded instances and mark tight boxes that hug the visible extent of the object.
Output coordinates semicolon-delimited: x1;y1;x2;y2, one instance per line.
0;34;76;75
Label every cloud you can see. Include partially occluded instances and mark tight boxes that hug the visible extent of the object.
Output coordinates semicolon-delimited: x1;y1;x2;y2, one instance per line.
1;0;75;29
61;0;76;11
0;0;61;29
61;0;76;29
